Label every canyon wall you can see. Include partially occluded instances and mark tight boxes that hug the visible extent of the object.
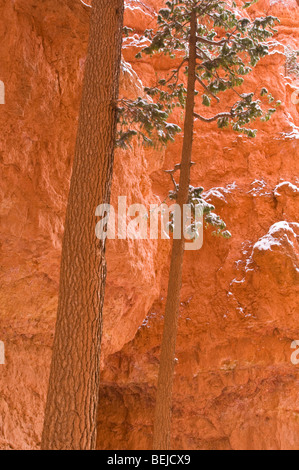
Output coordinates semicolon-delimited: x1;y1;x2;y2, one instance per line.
0;0;298;450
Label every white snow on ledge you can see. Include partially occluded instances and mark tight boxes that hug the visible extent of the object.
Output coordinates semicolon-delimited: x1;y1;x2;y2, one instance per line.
253;221;299;252
281;121;299;141
204;182;237;202
274;181;299;197
124;1;156;16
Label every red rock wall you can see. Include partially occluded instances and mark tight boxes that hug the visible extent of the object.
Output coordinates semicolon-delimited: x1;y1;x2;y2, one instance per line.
0;0;298;450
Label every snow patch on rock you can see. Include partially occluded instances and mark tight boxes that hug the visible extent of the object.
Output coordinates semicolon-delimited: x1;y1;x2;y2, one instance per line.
204;182;238;204
274;181;299;197
253;221;299;252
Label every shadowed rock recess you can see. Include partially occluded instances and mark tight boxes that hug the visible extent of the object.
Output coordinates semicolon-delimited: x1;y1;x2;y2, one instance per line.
0;0;298;450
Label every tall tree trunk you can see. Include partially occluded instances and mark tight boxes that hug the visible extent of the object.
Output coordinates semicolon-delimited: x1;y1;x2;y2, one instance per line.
41;0;124;450
153;9;197;451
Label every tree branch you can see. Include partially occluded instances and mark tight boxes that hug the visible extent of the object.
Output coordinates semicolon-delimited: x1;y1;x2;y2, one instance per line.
164;58;188;85
195;76;220;102
196;36;228;47
194;111;232;122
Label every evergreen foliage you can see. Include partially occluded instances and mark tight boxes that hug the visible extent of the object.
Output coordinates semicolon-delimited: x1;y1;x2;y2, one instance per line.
117;0;281;239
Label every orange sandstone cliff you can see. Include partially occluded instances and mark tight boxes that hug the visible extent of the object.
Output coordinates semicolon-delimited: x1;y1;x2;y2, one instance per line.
0;0;298;450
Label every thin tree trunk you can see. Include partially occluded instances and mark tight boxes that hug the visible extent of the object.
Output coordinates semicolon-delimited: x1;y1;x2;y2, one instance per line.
153;9;197;451
41;0;124;450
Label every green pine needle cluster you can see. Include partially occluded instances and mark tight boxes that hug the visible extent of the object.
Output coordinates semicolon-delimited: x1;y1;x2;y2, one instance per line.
168;184;232;239
117;0;280;146
116;0;282;242
116;97;181;149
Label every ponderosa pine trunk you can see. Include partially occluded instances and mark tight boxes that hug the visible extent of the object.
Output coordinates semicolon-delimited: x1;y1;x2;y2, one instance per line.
41;0;124;450
153;9;197;450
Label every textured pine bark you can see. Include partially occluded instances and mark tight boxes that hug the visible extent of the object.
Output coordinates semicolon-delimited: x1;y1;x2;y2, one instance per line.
41;0;124;450
153;9;197;451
